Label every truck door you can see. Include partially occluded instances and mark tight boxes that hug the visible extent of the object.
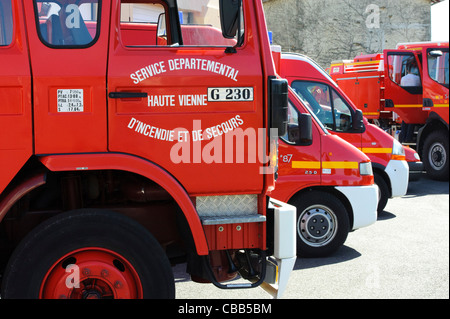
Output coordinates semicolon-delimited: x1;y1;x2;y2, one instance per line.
423;47;449;121
383;49;425;124
0;0;33;193
107;0;265;195
23;0;110;154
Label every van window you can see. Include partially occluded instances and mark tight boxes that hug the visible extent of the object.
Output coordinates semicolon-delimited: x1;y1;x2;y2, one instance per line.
292;81;353;133
119;0;243;47
0;0;13;46
292;82;334;130
34;0;100;47
281;102;300;144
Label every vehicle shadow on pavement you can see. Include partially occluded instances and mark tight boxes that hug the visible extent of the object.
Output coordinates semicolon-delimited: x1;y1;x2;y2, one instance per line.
293;245;361;271
405;177;449;197
172;263;192;283
377;210;396;221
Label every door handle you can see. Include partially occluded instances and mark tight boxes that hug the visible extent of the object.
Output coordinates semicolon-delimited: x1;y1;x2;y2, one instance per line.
384;99;394;108
109;92;148;99
423;98;434;107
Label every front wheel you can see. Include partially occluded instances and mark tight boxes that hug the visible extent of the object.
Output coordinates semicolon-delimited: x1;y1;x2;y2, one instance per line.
423;130;449;181
1;209;175;299
290;191;350;258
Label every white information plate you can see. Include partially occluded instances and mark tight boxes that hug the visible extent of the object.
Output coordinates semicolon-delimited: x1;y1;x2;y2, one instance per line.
57;89;84;113
208;87;254;102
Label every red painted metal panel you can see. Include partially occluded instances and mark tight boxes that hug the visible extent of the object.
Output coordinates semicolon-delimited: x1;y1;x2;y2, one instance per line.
0;0;33;194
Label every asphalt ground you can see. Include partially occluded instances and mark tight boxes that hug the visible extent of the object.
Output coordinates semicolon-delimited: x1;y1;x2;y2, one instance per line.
173;174;449;300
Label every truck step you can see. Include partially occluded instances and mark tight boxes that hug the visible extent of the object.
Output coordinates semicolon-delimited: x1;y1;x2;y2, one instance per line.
200;214;266;225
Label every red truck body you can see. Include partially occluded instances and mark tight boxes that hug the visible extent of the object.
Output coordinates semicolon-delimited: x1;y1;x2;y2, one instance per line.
277;52;416;213
330;42;449;180
0;0;297;299
118;25;379;260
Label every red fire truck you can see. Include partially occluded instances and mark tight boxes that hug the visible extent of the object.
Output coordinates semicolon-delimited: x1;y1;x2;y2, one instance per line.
269;86;378;257
329;42;449;181
274;51;419;214
0;0;298;299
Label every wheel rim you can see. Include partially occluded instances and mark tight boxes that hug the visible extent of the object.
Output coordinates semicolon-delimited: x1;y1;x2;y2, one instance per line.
428;142;447;171
297;205;338;247
40;248;143;299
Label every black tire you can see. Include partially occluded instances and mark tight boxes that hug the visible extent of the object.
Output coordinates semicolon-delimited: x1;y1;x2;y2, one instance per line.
1;209;175;299
290;191;350;258
374;173;389;214
423;130;449;181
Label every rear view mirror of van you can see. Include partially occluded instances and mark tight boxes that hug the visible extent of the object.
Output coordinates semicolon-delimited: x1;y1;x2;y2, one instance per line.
352;109;365;133
299;113;313;145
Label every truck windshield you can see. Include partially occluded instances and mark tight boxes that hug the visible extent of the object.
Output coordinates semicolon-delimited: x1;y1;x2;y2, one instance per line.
34;0;100;47
428;49;449;88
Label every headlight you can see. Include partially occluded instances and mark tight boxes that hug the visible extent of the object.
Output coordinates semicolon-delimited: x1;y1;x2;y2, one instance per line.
359;162;373;176
414;152;421;161
392;139;406;160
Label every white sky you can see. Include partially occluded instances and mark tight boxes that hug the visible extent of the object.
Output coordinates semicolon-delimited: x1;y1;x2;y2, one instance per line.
431;0;449;41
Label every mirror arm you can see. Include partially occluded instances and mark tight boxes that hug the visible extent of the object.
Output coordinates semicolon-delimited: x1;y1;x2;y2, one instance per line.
225;47;237;54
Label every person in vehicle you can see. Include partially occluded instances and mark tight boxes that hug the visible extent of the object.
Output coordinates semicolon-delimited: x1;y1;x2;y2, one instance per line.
401;59;421;87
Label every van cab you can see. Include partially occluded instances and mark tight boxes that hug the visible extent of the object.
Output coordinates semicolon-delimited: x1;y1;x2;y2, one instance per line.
270;88;378;257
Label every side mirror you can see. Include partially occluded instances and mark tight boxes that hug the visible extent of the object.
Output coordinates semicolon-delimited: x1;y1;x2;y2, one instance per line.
298;113;313;145
429;50;443;57
156;13;167;42
270;78;289;137
220;0;241;39
352;109;365;132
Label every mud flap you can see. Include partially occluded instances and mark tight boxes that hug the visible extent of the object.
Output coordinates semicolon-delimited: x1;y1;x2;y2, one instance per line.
261;198;296;299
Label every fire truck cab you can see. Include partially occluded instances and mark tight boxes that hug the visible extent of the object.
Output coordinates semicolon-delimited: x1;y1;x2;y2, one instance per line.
384;42;449;180
330;42;449;181
0;0;297;299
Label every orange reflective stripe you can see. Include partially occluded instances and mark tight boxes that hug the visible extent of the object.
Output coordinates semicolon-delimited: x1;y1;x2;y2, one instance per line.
391;154;406;161
395;104;422;108
292;161;359;169
292;161;321;169
322;162;359;169
362;148;392;154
